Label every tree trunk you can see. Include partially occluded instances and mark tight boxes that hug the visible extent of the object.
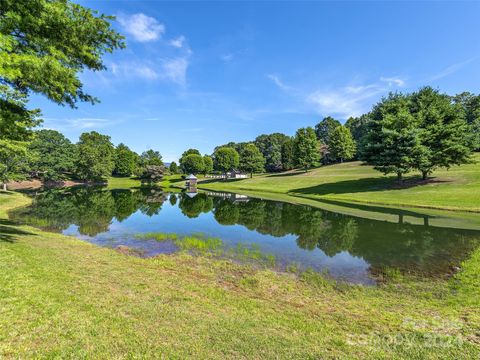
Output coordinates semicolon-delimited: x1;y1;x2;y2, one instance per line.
250;172;253;178
422;171;428;180
2;183;6;191
397;172;402;182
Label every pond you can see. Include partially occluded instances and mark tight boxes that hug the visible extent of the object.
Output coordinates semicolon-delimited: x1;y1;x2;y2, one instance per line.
10;187;480;285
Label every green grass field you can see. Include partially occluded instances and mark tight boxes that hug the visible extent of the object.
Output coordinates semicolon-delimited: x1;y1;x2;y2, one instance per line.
0;191;479;358
199;153;480;212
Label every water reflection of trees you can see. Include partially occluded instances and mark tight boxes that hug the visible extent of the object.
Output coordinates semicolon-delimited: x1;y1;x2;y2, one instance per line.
205;197;480;273
11;187;168;236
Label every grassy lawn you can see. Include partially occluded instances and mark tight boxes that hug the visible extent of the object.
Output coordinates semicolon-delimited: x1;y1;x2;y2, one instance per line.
199;153;480;212
107;176;142;189
0;191;479;358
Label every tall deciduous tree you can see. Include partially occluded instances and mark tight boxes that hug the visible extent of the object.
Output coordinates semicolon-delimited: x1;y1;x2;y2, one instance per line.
239;143;265;178
0;0;124;108
181;154;205;175
203;155;213;175
281;138;296;170
179;148;201;173
29;129;76;181
169;161;179;174
0;140;29;191
75;131;115;181
213;147;239;175
254;133;289;172
294;127;320;171
114;143;136;177
314;116;341;144
328;126;356;163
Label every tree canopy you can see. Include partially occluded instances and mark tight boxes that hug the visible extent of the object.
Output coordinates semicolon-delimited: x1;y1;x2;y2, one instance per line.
75;131;115;181
294;127;320;171
314;116;341;144
328;126;356;163
181;154;205;175
114;143;136;177
239;143;265;177
214;147;239;174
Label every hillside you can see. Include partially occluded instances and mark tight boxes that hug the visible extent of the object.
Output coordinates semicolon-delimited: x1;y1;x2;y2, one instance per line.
199;153;480;212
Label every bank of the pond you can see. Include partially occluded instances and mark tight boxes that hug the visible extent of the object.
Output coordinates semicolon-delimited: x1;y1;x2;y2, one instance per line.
198;153;480;212
0;191;479;358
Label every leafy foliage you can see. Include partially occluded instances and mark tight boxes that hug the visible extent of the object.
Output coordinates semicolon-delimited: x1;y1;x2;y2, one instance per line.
328;126;356;163
294;127;320;171
169;161;179;174
75;131;115;181
113;143;136;177
239;143;265;177
139;165;164;185
140;149;163;167
314;116;341;144
213;147;239;173
281;138;295;170
181;154;205;175
254;133;290;172
203;155;213;175
0;0;125;108
28;130;76;181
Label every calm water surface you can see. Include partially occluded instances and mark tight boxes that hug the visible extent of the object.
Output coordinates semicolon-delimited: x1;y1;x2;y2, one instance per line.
10;187;480;284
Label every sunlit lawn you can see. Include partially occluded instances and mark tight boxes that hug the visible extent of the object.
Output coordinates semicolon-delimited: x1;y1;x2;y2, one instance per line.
200;153;480;212
0;192;479;358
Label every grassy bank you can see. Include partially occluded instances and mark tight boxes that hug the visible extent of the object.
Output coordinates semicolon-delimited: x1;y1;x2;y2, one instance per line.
199;153;480;212
0;191;479;358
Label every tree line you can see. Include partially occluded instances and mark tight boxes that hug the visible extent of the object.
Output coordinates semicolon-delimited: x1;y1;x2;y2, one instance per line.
1;1;479;189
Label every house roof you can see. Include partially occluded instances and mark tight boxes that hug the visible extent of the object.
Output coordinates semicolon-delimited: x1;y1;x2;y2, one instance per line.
185;174;197;180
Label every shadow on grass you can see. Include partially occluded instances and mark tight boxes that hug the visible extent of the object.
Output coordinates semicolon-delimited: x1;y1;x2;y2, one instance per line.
199;178;245;185
290;176;450;196
0;224;36;243
265;171;306;178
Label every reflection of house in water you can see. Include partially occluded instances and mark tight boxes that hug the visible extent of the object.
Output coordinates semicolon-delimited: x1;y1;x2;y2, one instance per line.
206;191;250;203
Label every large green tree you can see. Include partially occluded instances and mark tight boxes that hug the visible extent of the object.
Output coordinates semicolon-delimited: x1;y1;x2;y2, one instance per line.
360;93;422;181
213;147;239;174
0;0;124;108
29;129;76;181
314;116;341;144
179;148;201;173
114;143;136;177
452;92;480;150
281;138;296;170
328;126;356;163
181;154;205;175
410;87;473;179
254;133;289;172
294;127;320;171
141;149;163;167
0;140;29;191
75;131;115;181
203;155;213;175
239;143;265;178
169;161;179;174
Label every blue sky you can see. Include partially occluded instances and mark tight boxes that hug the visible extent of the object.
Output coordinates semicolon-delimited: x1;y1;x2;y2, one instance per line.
34;1;480;162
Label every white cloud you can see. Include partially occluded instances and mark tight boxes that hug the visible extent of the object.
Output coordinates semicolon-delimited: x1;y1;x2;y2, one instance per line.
118;13;165;42
380;76;406;87
162;57;189;85
43;118;120;131
221;53;234;62
429;58;475;81
307;82;392;119
169;35;185;48
267;74;292;91
110;61;159;80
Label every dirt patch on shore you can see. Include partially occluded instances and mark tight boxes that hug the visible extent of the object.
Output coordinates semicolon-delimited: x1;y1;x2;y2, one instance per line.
6;179;105;190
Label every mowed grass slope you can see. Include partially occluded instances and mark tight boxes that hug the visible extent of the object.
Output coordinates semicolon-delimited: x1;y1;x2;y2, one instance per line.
0;192;479;358
200;153;480;212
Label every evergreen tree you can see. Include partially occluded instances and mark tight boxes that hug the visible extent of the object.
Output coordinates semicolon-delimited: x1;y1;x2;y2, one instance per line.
239;143;265;178
140;149;163;167
328;126;356;163
294;127;320;171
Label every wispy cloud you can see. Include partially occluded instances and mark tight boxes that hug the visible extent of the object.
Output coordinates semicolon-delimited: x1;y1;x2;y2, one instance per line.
162;57;189;86
118;13;165;42
267;74;292;91
110;62;159;80
169;35;185;48
429;58;476;81
267;73;404;119
380;76;406;87
221;53;234;62
42;118;122;131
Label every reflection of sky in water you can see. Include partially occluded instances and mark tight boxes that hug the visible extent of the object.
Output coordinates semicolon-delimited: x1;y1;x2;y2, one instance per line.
62;199;373;285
